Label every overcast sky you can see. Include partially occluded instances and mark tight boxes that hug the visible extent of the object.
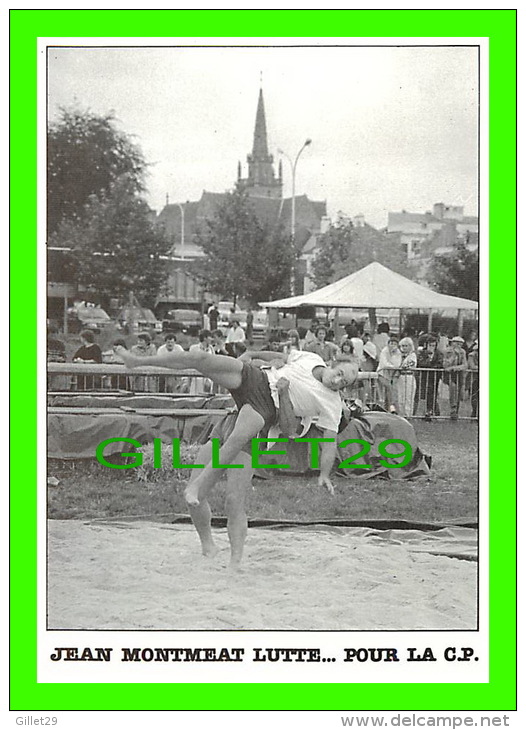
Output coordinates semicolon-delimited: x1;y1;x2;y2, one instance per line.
47;43;479;228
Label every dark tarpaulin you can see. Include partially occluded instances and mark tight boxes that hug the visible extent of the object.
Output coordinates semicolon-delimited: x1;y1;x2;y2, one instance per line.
48;389;430;476
47;394;236;459
197;410;430;480
47;412;229;459
334;411;431;479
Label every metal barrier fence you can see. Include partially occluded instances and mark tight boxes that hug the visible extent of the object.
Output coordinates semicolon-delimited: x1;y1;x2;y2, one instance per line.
47;363;212;396
349;368;479;420
47;363;479;419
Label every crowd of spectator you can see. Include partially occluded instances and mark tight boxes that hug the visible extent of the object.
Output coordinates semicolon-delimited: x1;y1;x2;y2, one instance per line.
261;319;479;420
47;320;479;419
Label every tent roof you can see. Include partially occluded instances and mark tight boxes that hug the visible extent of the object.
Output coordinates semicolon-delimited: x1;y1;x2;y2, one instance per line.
259;261;478;311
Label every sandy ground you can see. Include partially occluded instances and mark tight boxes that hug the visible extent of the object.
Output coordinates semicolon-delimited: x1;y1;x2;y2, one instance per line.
47;520;477;631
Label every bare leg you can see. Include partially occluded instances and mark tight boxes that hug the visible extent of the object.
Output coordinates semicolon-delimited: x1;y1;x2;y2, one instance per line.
187;352;244;391
224;451;253;569
184;404;265;506
186;442;218;557
121;349;244;391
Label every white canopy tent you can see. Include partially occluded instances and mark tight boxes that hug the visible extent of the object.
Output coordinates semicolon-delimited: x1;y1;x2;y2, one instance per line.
259;262;478;311
259;262;478;336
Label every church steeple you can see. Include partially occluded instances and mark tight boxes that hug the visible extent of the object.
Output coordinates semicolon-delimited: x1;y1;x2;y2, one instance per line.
252;88;270;158
237;87;282;199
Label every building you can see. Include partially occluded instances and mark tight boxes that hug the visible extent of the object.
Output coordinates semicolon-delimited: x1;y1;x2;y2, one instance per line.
299;214;411;295
156;87;327;308
387;202;478;262
236;88;283;199
48;88;328;320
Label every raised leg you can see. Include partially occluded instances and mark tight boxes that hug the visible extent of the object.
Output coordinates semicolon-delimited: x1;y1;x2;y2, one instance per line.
120;348;244;391
187;352;244;391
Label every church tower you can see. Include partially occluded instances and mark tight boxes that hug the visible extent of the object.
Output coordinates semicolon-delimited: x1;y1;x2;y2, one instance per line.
237;88;282;199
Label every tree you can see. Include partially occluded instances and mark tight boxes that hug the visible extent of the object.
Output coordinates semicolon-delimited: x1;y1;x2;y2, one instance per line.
428;241;479;301
47;107;146;236
310;217;411;289
190;189;292;305
49;176;170;309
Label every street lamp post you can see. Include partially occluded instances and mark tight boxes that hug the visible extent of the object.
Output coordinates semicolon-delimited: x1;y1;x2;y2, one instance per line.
176;202;185;261
278;139;312;295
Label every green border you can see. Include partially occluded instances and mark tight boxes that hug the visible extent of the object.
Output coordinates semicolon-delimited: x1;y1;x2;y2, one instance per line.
10;9;516;711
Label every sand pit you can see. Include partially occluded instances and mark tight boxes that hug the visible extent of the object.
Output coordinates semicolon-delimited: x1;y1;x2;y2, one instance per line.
47;520;477;631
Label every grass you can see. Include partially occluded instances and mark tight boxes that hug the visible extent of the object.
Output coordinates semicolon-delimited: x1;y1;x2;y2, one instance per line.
47;419;478;525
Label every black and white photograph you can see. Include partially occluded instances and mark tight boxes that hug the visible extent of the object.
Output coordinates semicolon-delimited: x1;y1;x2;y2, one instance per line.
44;42;481;645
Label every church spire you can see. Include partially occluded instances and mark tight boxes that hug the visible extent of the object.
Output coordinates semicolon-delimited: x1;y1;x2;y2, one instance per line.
252;88;269;158
237;86;282;199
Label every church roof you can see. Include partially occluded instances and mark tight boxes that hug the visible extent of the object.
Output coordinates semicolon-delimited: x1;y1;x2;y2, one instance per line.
157;192;326;240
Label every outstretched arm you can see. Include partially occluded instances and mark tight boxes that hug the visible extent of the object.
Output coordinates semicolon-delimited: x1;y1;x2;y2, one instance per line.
318;429;338;495
276;378;301;438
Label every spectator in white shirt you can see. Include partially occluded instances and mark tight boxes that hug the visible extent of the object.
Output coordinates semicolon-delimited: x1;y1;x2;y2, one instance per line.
188;330;215;394
226;319;246;358
157;334;183;392
378;335;402;413
157;333;184;356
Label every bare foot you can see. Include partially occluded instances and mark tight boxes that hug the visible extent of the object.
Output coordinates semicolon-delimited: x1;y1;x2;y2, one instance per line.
184;481;201;506
202;540;219;558
229;555;243;571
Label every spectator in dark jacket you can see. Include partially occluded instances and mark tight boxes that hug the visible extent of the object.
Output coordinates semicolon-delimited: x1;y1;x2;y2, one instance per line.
417;335;443;419
467;341;479;418
443;336;468;420
73;330;102;363
208;304;219;331
72;329;102;391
